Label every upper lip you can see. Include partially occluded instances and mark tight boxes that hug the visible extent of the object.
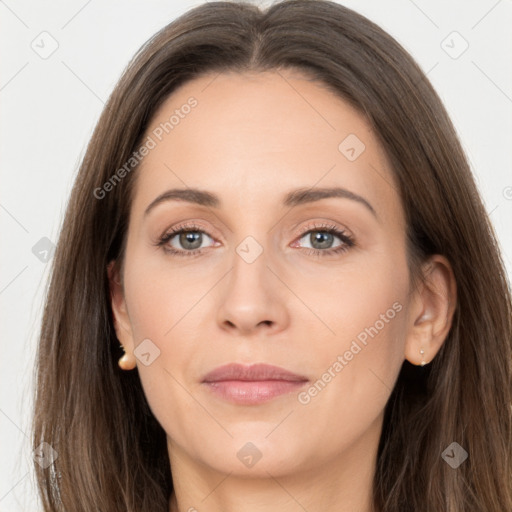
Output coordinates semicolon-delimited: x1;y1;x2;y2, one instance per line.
202;363;309;383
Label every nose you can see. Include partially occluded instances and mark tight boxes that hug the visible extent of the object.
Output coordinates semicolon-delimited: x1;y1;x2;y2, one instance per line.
216;244;290;336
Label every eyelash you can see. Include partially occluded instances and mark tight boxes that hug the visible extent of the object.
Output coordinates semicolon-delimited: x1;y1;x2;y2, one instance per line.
155;222;355;258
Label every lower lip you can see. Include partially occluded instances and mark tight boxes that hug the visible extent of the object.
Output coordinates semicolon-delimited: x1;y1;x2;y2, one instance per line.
202;380;308;405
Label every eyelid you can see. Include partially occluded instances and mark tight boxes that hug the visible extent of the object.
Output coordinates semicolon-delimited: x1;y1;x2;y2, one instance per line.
156;219;355;257
159;220;219;240
291;222;355;251
158;220;351;242
157;221;218;247
295;221;353;238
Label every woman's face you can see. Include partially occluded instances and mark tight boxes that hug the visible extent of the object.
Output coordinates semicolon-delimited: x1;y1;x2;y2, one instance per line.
110;70;419;479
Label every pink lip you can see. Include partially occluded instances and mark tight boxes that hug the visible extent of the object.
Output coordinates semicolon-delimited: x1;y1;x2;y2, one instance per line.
202;363;309;405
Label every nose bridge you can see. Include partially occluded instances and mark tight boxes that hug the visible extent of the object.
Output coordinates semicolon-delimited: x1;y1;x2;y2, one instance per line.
229;233;272;300
216;230;288;333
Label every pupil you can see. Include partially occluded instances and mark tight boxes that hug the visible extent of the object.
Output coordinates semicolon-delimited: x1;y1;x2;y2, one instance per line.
180;231;202;250
312;232;332;249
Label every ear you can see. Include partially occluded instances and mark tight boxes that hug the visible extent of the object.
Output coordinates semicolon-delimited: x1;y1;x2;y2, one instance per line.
404;255;457;366
107;260;135;355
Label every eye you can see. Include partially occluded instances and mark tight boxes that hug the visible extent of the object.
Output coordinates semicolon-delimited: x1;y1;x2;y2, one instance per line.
292;223;355;256
155;221;355;258
156;223;216;257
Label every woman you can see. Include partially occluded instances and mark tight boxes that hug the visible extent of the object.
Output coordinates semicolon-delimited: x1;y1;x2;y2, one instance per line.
32;1;512;511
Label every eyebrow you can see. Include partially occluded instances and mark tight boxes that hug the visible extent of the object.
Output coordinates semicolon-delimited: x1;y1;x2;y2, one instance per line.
144;186;377;219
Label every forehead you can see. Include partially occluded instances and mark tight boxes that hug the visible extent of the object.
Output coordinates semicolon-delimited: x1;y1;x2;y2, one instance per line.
132;70;400;225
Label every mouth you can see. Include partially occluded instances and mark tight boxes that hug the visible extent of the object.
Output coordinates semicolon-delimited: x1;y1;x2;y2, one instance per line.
201;363;309;405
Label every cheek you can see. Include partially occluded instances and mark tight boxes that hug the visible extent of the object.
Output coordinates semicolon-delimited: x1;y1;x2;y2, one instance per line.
122;258;204;446
293;239;409;353
123;243;204;339
295;242;407;370
120;245;196;395
287;295;407;464
296;249;408;421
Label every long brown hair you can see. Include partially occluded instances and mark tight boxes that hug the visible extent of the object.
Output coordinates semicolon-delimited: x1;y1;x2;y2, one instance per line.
32;1;512;510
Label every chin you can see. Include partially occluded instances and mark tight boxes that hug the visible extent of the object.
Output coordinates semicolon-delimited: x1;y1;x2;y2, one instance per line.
197;435;313;478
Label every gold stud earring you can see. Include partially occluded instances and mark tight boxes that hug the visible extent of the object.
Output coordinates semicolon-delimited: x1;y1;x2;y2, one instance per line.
118;345;137;370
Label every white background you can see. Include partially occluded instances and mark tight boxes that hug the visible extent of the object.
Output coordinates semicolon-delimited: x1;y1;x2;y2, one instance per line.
1;0;511;509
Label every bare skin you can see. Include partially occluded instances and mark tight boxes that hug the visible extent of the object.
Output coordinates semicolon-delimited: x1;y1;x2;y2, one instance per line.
109;69;456;512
